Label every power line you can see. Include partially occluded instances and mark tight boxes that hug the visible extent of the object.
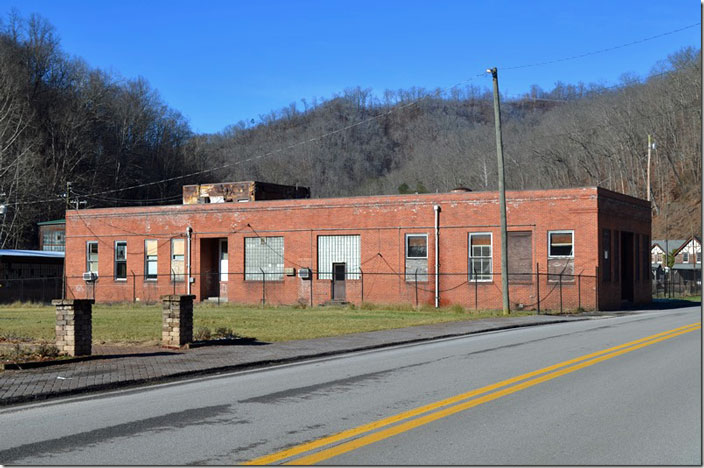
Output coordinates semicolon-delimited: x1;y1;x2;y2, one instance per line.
5;23;698;208
500;22;700;71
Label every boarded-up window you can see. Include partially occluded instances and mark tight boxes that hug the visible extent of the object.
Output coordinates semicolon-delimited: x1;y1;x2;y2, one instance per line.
549;231;573;257
508;231;532;283
245;237;284;281
643;235;650;281
145;239;158;280
469;233;492;281
602;229;611;282
614;230;619;283
635;235;640;281
405;234;428;282
171;238;185;282
318;235;360;280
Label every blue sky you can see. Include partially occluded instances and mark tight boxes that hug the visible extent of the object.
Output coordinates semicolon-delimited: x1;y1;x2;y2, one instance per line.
0;0;700;134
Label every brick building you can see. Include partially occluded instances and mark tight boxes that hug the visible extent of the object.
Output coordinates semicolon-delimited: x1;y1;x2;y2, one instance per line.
64;185;651;311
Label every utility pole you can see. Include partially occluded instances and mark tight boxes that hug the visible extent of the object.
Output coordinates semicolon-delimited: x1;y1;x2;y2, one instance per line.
487;67;510;314
62;182;71;300
646;135;655;201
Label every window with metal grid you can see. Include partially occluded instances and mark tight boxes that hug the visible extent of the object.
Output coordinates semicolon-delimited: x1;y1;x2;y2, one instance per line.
245;236;284;281
317;235;360;280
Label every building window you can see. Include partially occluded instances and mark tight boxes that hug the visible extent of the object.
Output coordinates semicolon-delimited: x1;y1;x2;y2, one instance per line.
114;241;127;280
245;236;284;281
682;252;689;263
86;241;98;274
317;235;360;280
602;229;611;282
469;233;492;282
405;234;428;282
548;230;574;282
548;231;574;257
145;240;158;281
171;238;185;282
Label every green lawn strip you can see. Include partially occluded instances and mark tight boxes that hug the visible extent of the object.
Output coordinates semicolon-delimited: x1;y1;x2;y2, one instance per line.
0;302;533;346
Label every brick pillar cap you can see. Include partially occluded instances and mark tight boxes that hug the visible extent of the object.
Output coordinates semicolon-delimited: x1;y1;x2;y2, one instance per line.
161;295;196;301
52;299;95;306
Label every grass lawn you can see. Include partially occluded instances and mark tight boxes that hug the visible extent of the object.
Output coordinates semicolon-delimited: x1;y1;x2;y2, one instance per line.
0;302;531;346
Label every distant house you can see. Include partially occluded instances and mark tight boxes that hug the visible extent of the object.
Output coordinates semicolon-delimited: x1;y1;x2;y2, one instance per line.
0;249;64;303
37;219;66;252
651;239;686;270
671;236;702;284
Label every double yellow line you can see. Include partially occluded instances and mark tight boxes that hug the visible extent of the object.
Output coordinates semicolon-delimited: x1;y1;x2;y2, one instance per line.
245;322;701;465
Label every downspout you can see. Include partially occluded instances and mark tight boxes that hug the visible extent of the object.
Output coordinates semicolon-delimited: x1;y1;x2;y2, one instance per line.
186;226;192;296
434;205;441;308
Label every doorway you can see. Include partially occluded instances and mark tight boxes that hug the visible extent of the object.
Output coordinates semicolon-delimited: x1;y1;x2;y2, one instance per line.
332;263;346;301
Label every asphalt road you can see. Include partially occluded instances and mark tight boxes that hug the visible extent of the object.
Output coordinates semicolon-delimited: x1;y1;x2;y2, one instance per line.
0;306;700;465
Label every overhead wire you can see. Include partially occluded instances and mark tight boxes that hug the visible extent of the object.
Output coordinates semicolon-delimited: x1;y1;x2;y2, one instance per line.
5;22;698;208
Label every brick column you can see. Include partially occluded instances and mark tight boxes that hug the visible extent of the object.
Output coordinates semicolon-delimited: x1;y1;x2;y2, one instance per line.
53;299;93;356
162;295;194;348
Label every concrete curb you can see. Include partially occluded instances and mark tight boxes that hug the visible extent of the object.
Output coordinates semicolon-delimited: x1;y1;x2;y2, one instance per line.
0;317;589;407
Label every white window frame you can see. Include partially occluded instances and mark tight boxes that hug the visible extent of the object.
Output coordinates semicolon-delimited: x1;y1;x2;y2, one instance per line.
405;233;428;259
682;252;689;263
468;232;492;282
86;241;98;274
171;238;185;282
145;239;158;281
114;241;127;281
548;230;574;258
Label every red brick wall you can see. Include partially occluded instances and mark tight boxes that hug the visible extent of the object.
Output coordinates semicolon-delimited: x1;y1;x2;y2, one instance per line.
64;187;650;311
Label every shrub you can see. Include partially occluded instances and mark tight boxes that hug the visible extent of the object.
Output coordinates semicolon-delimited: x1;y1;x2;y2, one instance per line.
450;304;465;314
194;327;212;341
214;327;236;339
36;343;60;358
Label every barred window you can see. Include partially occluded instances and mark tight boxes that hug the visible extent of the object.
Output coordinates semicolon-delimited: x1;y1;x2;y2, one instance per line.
317;235;360;280
469;233;492;282
145;240;158;280
245;237;284;281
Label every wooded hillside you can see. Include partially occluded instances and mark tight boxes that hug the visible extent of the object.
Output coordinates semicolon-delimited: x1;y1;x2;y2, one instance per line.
0;13;700;248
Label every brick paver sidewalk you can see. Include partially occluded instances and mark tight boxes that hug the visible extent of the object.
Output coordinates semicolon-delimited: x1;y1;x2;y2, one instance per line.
0;314;587;406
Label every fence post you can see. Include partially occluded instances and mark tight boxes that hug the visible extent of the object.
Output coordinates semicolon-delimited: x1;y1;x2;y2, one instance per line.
578;273;581;310
172;269;176;295
594;266;599;312
559;273;563;314
360;267;364;304
309;266;313;307
474;267;478;311
132;271;136;303
414;269;418;307
260;267;266;305
536;262;540;315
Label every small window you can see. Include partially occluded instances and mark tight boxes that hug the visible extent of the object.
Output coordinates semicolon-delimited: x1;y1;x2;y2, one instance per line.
549;231;574;257
145;240;158;281
115;241;127;280
86;241;98;273
171;238;185;282
682;252;689;263
406;234;428;258
469;233;492;282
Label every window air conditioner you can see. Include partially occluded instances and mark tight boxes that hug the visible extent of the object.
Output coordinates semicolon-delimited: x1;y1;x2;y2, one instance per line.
82;272;98;282
297;268;311;280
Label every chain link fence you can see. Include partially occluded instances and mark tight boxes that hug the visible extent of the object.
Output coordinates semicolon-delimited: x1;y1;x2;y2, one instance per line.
9;269;601;313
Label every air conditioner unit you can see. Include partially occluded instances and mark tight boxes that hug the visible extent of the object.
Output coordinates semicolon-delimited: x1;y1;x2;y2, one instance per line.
82;272;98;282
297;268;311;280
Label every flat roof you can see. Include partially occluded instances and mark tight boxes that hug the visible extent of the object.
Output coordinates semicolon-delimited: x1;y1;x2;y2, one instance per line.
0;249;64;259
37;219;66;226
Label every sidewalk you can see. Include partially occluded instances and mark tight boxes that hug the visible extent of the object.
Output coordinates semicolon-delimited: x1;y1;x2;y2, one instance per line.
0;314;590;407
